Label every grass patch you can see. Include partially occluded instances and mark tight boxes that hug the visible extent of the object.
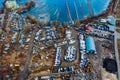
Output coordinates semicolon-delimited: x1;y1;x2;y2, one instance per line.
117;39;120;60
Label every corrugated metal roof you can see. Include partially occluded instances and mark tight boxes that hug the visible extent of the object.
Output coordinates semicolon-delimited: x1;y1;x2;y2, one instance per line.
85;36;96;53
107;16;116;26
107;24;115;32
106;16;115;32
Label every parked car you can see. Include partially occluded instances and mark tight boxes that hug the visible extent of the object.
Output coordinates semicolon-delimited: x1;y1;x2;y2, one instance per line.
69;39;76;44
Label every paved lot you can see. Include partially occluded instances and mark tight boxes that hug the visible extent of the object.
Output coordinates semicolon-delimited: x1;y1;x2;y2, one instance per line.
60;27;80;67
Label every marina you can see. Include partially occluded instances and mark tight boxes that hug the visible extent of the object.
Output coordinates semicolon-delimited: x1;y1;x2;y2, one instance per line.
65;0;74;24
2;0;110;22
0;0;120;80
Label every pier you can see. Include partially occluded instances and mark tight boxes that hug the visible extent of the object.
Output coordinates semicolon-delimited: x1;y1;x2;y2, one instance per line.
65;0;74;24
54;8;58;15
74;1;79;20
56;9;60;20
87;0;94;17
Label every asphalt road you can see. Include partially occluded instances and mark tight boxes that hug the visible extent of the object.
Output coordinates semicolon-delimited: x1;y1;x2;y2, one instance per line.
18;25;38;80
95;40;103;80
114;27;120;80
116;32;120;39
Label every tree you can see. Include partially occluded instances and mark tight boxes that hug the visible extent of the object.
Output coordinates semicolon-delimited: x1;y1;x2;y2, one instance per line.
38;21;44;26
75;20;81;27
63;22;68;27
23;24;31;32
26;14;37;23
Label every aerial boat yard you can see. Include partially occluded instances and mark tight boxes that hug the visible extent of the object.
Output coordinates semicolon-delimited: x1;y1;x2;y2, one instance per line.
0;0;120;80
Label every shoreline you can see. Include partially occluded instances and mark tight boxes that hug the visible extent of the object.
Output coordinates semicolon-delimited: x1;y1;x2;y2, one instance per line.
0;0;119;79
25;0;118;26
0;0;117;25
77;0;118;25
25;0;117;26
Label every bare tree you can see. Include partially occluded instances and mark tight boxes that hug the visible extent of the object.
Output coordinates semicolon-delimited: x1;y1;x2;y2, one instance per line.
75;20;81;27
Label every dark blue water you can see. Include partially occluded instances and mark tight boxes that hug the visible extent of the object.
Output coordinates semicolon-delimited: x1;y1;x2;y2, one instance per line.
0;0;4;8
0;0;110;22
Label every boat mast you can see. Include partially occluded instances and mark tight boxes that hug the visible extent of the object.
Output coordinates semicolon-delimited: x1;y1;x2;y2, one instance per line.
87;0;94;17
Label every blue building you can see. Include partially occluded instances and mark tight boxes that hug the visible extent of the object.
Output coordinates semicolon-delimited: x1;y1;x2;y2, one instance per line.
85;36;96;54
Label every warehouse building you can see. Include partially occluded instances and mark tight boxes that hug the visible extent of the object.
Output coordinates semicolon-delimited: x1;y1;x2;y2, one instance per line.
85;36;96;54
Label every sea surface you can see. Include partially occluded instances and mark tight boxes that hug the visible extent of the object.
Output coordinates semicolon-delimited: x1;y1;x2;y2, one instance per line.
0;0;110;22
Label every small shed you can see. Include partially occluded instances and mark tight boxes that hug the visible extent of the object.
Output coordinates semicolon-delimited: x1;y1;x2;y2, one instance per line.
107;24;115;32
66;30;71;39
100;19;107;23
107;16;116;26
85;36;96;54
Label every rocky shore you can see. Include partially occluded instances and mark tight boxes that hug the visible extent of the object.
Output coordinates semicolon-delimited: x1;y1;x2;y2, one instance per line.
0;0;118;26
76;0;119;25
